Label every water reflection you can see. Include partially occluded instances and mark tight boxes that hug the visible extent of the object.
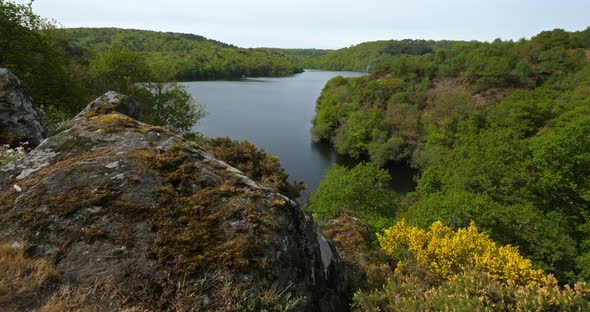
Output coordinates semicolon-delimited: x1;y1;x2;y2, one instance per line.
188;70;416;204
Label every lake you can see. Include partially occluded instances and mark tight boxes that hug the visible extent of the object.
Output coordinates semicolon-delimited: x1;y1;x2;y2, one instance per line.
188;70;416;203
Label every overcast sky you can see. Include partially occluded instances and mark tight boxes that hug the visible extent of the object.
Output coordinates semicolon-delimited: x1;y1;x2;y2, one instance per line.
16;0;590;49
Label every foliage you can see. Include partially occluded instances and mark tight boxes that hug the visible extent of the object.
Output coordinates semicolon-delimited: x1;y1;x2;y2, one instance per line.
88;47;151;94
203;137;303;199
352;269;590;312
0;0;90;122
312;28;588;168
311;27;590;283
67;27;303;80
140;82;207;133
303;39;455;72
0;143;26;166
378;219;545;285
307;162;398;232
350;220;590;311
88;48;206;133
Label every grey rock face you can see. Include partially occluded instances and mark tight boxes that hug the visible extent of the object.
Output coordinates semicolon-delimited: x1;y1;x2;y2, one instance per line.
0;68;46;146
0;92;347;311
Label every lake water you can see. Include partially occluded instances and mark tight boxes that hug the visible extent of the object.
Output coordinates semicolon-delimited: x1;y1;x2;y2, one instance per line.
188;70;416;203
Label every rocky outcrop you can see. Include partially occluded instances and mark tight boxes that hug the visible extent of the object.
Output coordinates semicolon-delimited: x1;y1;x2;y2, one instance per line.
0;68;46;146
77;90;140;119
0;92;348;311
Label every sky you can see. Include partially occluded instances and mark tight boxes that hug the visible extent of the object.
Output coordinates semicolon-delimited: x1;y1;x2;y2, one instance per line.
15;0;590;49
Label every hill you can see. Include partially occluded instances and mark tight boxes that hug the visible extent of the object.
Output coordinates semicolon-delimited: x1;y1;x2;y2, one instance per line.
300;39;457;72
309;27;590;283
66;27;303;80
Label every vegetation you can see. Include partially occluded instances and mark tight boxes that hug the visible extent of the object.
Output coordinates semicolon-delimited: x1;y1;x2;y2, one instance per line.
351;221;590;311
378;219;545;285
306;162;398;232
87;47;207;133
301;39;456;72
0;143;26;166
4;0;590;309
0;0;89;120
0;241;60;310
313;29;590;169
353;269;590;311
307;27;590;310
0;2;308;132
67;27;303;80
202;137;304;199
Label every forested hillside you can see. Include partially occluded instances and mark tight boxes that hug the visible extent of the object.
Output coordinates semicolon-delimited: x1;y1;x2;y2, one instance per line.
299;39;456;71
309;25;590;283
67;28;303;80
259;48;331;65
305;27;590;309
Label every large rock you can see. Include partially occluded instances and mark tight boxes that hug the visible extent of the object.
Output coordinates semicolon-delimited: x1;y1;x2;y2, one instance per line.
0;68;46;146
0;92;347;311
76;90;140;119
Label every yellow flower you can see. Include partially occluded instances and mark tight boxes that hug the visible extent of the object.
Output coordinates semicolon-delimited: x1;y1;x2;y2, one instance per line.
378;219;546;285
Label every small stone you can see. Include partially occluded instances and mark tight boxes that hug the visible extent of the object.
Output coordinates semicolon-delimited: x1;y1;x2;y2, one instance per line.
13;184;22;192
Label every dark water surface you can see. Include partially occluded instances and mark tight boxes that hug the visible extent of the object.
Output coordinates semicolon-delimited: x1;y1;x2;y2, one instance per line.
188;70;416;203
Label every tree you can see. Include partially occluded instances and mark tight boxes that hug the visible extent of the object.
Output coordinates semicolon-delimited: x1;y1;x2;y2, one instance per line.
0;0;89;122
89;48;151;95
89;48;206;133
140;82;206;134
307;162;398;232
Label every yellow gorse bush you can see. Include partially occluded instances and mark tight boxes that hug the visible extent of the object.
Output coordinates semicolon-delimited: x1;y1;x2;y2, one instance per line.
378;219;546;285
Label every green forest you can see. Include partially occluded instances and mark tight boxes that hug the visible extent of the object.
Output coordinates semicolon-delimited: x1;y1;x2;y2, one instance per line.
0;2;304;132
3;0;590;309
67;28;303;80
295;39;456;72
307;27;590;309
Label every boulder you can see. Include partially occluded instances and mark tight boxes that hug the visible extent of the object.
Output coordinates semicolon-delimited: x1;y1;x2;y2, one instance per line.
0;68;46;146
0;92;347;311
76;90;140;119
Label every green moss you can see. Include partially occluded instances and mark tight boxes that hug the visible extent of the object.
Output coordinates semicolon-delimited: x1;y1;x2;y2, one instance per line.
83;100;118;118
93;114;136;133
1;138;301;310
126;146;278;275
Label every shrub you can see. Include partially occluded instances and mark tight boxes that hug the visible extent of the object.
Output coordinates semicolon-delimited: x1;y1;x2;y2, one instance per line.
378;219;545;285
307;162;398;232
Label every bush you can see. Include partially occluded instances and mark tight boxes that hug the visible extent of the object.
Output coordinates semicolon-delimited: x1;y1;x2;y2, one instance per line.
203;137;303;199
307;162;398;232
353;269;590;312
378;219;546;285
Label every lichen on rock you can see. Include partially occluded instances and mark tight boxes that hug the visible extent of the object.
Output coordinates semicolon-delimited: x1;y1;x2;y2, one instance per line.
0;91;347;311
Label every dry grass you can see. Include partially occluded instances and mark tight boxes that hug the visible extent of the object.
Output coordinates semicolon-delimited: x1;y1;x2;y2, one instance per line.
39;285;97;312
0;241;60;310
